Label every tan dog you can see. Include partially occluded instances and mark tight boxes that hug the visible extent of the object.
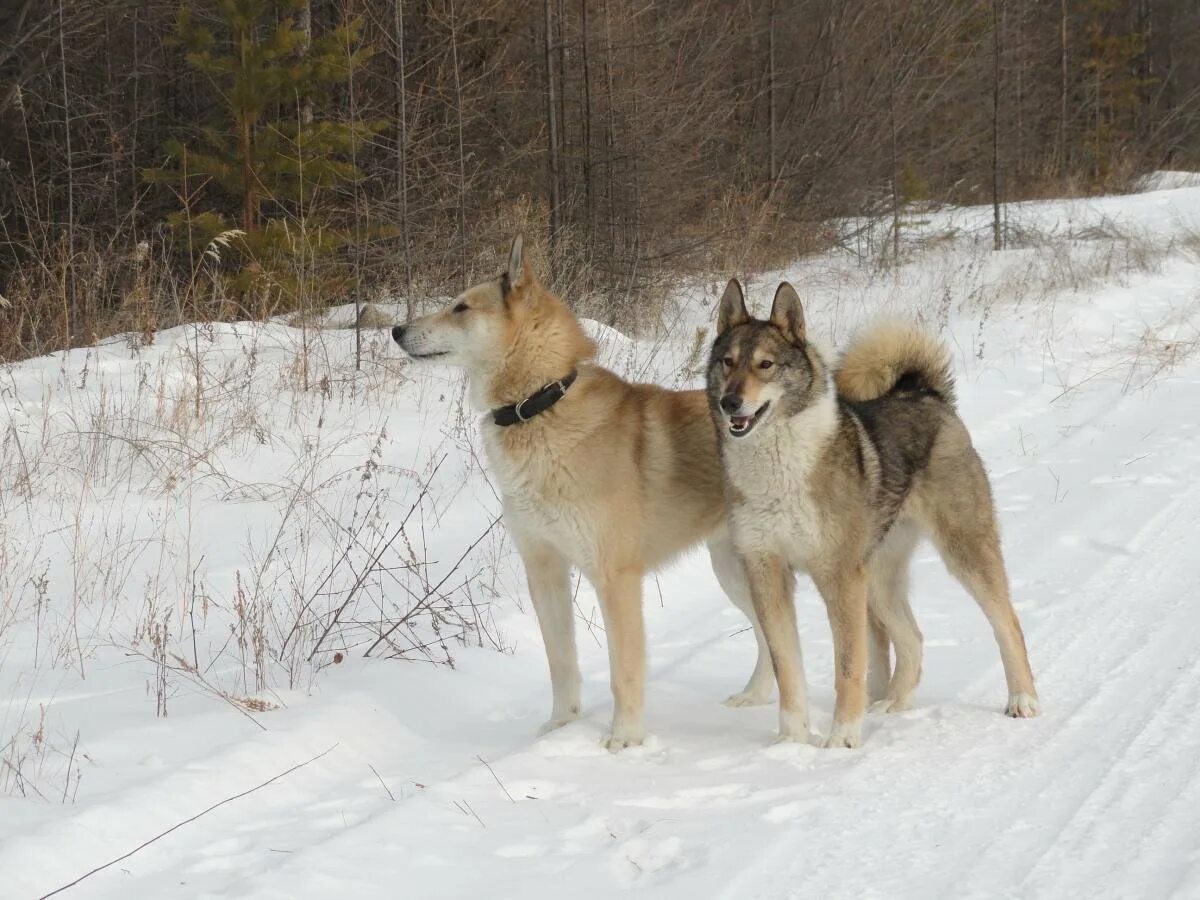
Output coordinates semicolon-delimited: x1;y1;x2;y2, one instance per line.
706;280;1039;748
392;237;772;750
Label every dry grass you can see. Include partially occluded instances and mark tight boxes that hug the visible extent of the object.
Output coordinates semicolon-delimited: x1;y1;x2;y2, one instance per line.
0;312;512;798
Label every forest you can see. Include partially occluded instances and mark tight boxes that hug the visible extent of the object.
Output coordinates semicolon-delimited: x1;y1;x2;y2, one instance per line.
1;0;1198;358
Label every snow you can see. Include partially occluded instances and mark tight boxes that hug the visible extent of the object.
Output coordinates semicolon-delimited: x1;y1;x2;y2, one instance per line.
3;182;1200;898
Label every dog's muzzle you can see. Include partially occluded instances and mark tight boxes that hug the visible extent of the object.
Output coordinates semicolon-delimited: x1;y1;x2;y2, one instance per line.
726;401;770;437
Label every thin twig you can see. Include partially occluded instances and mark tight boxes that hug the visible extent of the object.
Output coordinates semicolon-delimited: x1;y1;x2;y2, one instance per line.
2;758;48;801
453;798;486;829
364;515;501;657
368;763;396;801
286;454;445;657
61;730;80;804
476;754;515;803
39;744;338;899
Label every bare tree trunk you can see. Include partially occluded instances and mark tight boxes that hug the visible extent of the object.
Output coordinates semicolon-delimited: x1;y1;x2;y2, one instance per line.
628;6;641;291
238;23;256;233
580;0;594;270
886;0;900;263
1160;0;1176;162
298;0;313;126
767;0;777;189
1059;0;1068;177
1136;0;1151;141
58;0;74;339
992;0;1003;251
1093;46;1101;180
105;16;117;223
543;0;561;272
131;7;140;205
829;4;842;117
602;0;616;262
449;0;468;289
1014;0;1024;180
347;10;362;370
556;0;566;214
394;0;412;304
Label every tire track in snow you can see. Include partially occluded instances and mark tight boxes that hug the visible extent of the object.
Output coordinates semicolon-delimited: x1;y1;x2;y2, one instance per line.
951;489;1200;897
1027;644;1200;897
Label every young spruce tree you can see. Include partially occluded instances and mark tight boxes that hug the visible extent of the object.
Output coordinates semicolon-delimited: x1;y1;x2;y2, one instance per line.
147;0;389;316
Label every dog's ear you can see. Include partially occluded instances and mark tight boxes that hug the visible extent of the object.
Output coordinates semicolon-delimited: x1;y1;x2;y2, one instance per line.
501;234;533;299
507;234;524;279
716;279;749;334
769;282;806;344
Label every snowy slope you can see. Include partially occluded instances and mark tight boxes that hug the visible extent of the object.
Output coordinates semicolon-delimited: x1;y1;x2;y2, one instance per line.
2;184;1200;899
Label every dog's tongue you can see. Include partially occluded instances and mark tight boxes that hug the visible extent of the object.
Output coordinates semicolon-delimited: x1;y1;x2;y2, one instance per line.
731;415;751;430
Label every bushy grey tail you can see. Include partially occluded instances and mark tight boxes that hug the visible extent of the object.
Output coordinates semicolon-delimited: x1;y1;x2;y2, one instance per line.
834;321;956;408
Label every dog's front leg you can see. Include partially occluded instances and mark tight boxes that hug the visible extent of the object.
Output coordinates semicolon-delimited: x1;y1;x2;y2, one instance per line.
813;564;869;748
595;564;646;751
519;539;582;735
743;551;808;742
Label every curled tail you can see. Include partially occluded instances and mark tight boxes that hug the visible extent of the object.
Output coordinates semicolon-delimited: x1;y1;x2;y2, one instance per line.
834;321;956;409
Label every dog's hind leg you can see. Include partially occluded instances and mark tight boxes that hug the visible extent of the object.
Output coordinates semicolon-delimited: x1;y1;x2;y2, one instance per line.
518;537;582;735
592;562;647;751
709;533;774;707
928;501;1039;718
868;523;923;713
867;610;891;704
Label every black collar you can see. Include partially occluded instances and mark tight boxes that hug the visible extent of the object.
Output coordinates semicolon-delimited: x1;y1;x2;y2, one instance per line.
491;370;578;427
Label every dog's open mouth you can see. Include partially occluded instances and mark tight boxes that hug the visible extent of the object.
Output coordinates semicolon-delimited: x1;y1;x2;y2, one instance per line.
728;402;769;437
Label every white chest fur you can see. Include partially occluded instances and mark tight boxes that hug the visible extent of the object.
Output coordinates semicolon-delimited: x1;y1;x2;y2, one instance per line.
723;394;838;569
482;423;596;562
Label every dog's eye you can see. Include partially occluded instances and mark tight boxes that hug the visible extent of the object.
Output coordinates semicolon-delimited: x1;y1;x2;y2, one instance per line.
722;356;734;368
453;302;469;313
758;359;774;370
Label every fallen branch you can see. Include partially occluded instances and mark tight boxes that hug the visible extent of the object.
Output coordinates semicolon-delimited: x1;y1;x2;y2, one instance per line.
39;744;339;899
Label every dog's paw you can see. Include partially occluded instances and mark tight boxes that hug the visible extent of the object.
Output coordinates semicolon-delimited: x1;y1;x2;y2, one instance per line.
869;695;912;714
821;719;862;749
772;729;813;745
723;689;771;708
1005;692;1040;718
601;723;645;752
537;706;581;736
772;707;811;744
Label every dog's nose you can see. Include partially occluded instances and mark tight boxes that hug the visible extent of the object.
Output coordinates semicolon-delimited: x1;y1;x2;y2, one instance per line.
391;325;406;344
720;393;742;414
